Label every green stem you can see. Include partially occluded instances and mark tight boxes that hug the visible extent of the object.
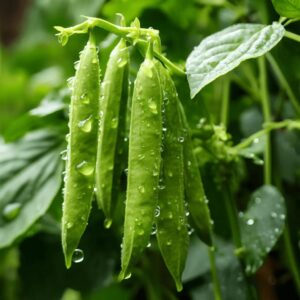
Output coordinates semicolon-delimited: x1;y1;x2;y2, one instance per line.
258;56;272;185
55;17;185;76
284;31;300;43
223;186;257;300
135;39;185;76
266;54;300;117
260;53;300;295
208;246;223;300
233;119;300;151
283;223;300;295
220;77;230;127
224;186;242;249
284;18;300;26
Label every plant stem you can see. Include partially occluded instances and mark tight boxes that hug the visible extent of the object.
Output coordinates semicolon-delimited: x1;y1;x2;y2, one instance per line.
266;54;300;117
233;119;300;151
221;77;230;127
258;56;272;185
135;39;185;76
261;53;300;297
284;31;300;43
223;186;257;300
224;186;242;249
283;224;300;295
284;18;300;26
55;18;186;76
208;246;223;300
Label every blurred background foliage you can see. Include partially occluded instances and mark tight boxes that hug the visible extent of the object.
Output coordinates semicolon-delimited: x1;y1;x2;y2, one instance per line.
0;0;299;299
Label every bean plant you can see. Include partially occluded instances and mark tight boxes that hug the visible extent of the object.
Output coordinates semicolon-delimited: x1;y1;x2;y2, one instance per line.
0;0;300;299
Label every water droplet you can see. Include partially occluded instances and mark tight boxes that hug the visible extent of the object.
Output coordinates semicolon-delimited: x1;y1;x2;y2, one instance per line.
117;57;127;68
138;228;145;236
187;160;192;167
177;136;184;143
238;212;244;218
72;249;84;263
67;222;73;229
168;212;173;219
111;117;118;129
162;127;167;132
74;60;80;70
138;154;145;160
255;197;262;204
166;240;172;246
280;214;286;220
146;242;151;248
3;203;21;221
154;206;160;217
60;149;68;161
185;211;190;217
124;273;132;279
152;170;159;177
151;224;157;235
271;212;277;218
254;158;264;165
148;99;158;114
80;93;90;105
145;66;153;78
167;171;173;178
253;138;260;144
104;218;112;229
78;116;92;132
76;161;95;176
138;186;145;194
247;218;255;226
67;76;75;89
158;184;165;190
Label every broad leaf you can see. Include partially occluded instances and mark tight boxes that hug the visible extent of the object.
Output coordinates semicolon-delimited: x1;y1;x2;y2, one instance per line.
184;237;248;300
0;130;64;248
272;0;300;18
239;185;286;275
186;23;285;98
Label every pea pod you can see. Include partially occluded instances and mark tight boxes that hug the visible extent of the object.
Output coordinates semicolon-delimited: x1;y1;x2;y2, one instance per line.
62;34;100;268
95;38;129;227
119;53;162;280
178;101;213;246
156;65;189;292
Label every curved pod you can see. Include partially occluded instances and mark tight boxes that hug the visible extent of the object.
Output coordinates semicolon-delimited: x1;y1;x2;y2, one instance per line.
95;38;129;227
120;56;162;280
62;35;100;268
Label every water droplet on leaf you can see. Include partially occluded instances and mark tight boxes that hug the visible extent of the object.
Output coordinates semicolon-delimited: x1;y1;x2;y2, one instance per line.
72;249;84;263
76;161;95;176
3;203;21;221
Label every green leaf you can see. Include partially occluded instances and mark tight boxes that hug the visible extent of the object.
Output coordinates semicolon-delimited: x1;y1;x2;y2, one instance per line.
0;130;64;248
186;23;285;98
184;237;248;300
272;0;300;18
239;185;286;275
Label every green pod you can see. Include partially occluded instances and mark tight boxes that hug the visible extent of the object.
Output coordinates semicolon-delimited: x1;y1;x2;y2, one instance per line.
120;55;162;280
178;101;213;246
156;65;189;292
95;38;129;227
62;34;100;268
